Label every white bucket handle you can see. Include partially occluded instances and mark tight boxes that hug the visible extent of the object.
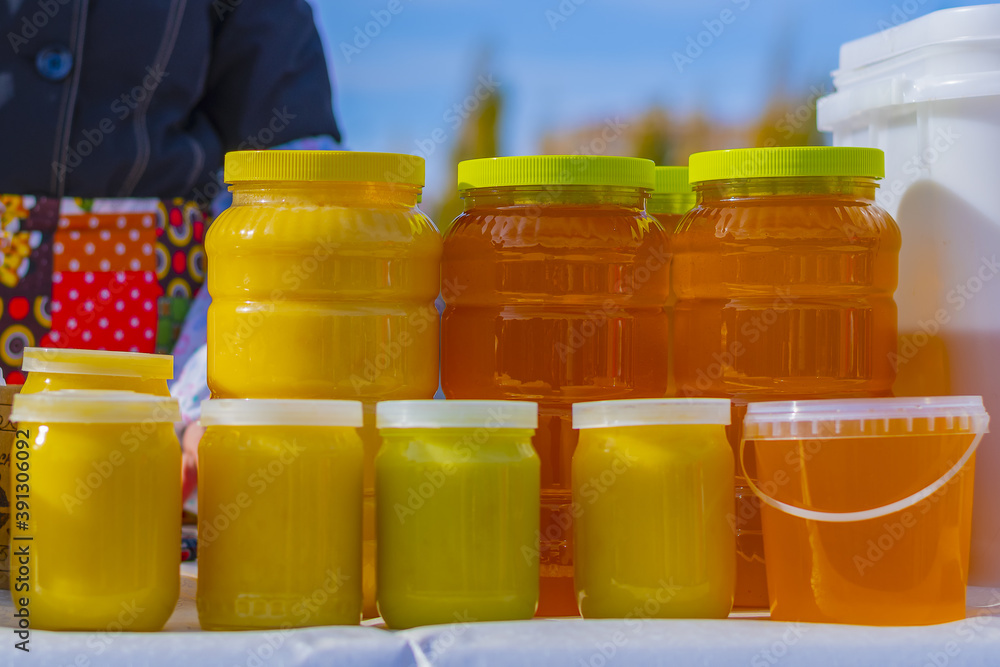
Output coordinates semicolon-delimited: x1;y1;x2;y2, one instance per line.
739;432;983;523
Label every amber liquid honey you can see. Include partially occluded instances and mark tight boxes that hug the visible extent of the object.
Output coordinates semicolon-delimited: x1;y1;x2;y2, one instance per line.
648;206;686;398
441;186;670;616
672;177;901;609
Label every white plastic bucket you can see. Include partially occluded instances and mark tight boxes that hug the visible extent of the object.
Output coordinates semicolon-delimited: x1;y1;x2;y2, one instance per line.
818;4;1000;586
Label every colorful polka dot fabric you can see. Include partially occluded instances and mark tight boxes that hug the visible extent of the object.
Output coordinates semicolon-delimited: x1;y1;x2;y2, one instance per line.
0;195;208;383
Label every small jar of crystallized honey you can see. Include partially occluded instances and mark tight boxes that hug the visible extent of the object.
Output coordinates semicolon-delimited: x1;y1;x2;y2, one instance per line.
196;398;364;630
572;398;734;619
10;390;181;631
375;400;540;629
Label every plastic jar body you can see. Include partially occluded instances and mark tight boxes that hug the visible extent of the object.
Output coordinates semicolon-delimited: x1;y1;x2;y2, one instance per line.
197;422;364;629
10;392;181;631
206;164;441;616
673;176;900;401
441;184;669;615
375;424;540;628
573;423;734;618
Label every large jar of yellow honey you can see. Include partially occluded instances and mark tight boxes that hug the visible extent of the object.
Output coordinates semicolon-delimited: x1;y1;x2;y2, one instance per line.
205;150;441;616
672;147;901;608
10;390;181;631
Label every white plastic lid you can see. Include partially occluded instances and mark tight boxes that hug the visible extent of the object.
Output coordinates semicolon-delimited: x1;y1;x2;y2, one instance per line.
838;5;1000;73
573;398;731;429
21;347;173;379
200;399;363;427
12;389;180;424
743;396;990;440
818;5;1000;128
376;400;538;429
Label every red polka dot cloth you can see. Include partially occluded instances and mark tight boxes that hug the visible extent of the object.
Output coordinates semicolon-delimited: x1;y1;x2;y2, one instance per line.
0;196;208;384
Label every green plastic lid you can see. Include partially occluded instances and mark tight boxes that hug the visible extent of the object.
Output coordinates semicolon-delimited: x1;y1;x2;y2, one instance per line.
457;156;655;191
653;166;692;194
689;147;884;183
649;166;696;215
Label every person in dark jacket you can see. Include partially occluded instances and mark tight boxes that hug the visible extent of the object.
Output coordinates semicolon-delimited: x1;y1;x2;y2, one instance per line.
0;0;340;198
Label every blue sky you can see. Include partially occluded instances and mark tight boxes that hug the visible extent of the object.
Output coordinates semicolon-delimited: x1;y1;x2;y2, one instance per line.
308;0;970;197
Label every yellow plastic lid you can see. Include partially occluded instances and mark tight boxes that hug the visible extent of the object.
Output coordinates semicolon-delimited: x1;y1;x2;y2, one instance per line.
224;150;425;186
377;400;538;429
201;399;363;427
457;156;655;191
21;347;173;380
689;147;884;183
12;389;180;424
573;398;731;429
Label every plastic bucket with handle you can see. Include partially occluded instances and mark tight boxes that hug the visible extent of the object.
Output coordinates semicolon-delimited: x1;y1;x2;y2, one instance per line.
742;396;989;625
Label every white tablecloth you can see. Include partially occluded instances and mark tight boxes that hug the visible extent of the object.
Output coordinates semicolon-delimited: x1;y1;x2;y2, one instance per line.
3;565;999;666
